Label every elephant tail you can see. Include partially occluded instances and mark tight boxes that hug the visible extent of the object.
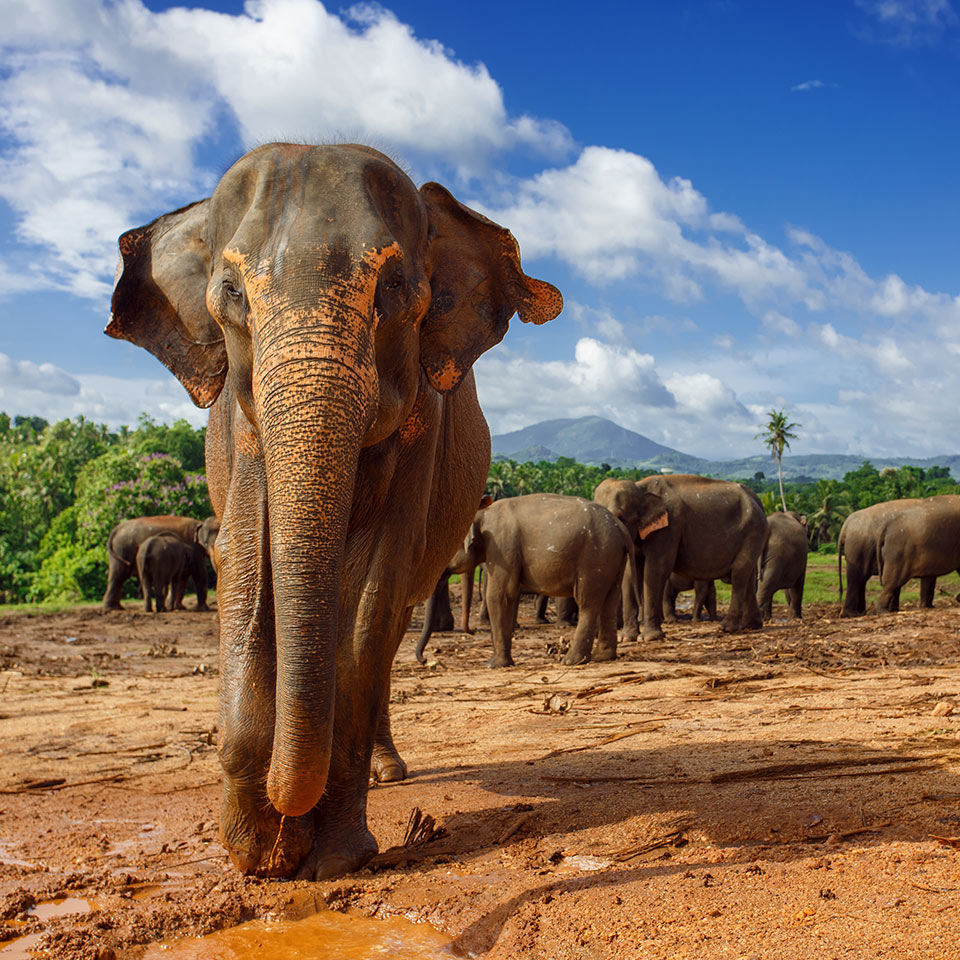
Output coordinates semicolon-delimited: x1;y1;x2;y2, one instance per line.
107;528;125;564
875;527;886;585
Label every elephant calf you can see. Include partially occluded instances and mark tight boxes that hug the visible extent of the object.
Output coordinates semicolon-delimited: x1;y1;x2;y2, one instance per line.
137;532;189;613
757;511;808;620
445;493;639;667
664;574;717;622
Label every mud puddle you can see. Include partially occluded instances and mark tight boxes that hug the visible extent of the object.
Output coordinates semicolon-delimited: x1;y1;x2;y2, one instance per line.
141;910;452;959
1;898;94;960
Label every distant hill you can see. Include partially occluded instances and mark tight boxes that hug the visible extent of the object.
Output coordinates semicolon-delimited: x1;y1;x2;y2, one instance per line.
490;416;960;481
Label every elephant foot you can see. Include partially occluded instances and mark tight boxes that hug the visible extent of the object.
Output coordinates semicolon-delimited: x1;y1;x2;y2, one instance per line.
221;803;315;878
663;613;677;624
719;616;741;633
194;603;210;612
371;745;407;783
102;603;123;613
295;824;378;881
561;649;590;666
592;645;617;662
487;654;515;668
619;630;639;643
641;627;665;643
535;616;550;625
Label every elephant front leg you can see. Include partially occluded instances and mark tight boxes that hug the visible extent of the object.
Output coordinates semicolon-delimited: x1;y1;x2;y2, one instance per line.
620;563;640;640
373;607;411;782
641;562;668;642
485;571;518;668
919;576;936;608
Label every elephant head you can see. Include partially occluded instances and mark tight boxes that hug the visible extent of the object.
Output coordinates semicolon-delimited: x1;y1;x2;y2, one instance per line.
594;477;669;543
197;517;220;568
106;143;561;823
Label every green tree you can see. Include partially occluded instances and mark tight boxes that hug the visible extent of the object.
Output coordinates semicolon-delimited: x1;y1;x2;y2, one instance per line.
805;479;851;549
756;409;801;512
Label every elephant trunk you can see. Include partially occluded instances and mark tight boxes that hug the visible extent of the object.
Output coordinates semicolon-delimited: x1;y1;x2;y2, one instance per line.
256;303;378;819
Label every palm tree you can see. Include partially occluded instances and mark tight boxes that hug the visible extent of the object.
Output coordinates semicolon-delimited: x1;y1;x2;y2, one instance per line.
806;479;851;550
755;409;801;512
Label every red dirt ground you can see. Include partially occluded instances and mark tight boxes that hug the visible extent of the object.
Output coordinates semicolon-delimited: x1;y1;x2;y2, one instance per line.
1;589;959;959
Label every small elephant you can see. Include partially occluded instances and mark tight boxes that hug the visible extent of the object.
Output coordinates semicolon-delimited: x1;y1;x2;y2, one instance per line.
136;532;189;613
103;514;219;611
595;474;766;642
663;574;717;622
875;495;960;613
444;493;639;667
757;511;808;620
837;499;934;616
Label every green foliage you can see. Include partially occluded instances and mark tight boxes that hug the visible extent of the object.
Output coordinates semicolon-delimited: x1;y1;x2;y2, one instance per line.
0;411;212;603
487;457;656;499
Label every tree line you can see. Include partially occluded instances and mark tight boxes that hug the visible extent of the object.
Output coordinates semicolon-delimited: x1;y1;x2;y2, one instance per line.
1;412;957;604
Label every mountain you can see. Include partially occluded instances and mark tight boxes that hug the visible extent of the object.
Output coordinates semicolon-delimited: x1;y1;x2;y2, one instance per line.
491;416;686;466
490;416;960;481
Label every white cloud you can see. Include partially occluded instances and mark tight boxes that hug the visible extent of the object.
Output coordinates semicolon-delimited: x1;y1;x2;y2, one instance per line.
854;0;958;44
0;0;571;299
790;80;836;92
0;353;79;396
0;358;206;427
761;311;801;337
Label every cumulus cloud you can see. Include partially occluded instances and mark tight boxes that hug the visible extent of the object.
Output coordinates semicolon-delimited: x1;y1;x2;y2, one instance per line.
0;353;80;397
0;0;571;298
0;358;206;427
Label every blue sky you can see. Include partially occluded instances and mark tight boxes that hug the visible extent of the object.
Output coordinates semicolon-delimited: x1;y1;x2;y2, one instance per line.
0;0;958;458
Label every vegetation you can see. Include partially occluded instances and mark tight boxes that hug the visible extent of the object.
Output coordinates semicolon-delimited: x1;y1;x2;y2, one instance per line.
0;413;210;603
755;408;801;511
2;408;958;607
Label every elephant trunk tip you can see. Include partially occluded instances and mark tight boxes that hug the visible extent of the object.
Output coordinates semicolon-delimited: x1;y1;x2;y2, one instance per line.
266;769;325;819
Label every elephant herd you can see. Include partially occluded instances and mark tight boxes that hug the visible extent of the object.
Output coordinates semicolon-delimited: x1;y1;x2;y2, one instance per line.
98;142;958;882
102;514;219;613
418;475;812;667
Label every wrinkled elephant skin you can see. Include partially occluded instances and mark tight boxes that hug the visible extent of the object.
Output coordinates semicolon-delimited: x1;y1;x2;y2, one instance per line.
105;143;561;880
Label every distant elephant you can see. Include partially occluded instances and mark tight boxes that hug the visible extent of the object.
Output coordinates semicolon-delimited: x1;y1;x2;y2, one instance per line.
442;494;639;667
875;496;960;613
757;511;808;620
103;515;218;612
837;499;934;615
663;574;717;622
594;475;766;642
137;532;189;613
105;142;561;880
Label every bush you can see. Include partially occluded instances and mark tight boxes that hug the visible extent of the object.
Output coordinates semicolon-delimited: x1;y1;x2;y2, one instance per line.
31;545;108;603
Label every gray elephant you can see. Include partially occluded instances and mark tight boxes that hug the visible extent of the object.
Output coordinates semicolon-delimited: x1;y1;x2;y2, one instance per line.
757;511;808;620
442;494;639;667
103;515;219;611
837;499;935;615
137;532;190;613
875;495;960;613
594;475;766;642
663;574;717;622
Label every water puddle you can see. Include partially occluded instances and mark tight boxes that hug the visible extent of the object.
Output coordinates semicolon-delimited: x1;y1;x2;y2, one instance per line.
141;910;453;959
0;898;95;960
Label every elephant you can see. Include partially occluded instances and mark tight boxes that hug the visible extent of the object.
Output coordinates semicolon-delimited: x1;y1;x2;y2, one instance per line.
136;532;189;613
437;493;639;667
663;574;717;622
756;511;808;620
102;515;219;611
875;496;960;613
594;475;767;642
837;499;934;615
105;142;561;880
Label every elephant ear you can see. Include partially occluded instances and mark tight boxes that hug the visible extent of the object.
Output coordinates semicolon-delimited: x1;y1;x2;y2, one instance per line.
638;494;670;540
106;199;226;408
419;182;562;394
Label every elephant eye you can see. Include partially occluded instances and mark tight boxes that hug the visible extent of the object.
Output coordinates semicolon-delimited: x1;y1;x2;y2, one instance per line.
223;279;243;300
385;274;403;292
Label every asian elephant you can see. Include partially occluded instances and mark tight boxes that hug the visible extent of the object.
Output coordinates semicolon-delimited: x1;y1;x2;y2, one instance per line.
756;511;808;620
594;475;766;642
439;494;638;667
875;496;960;613
102;514;218;611
837;499;934;615
105;143;561;881
136;532;189;613
663;574;717;622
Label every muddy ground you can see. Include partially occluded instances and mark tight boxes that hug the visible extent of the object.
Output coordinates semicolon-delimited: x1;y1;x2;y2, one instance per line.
1;588;959;959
